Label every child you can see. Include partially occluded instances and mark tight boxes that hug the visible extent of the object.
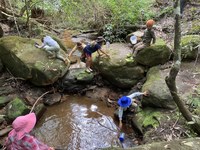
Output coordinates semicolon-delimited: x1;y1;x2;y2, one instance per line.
83;37;110;73
69;41;87;62
133;20;156;57
35;35;70;65
117;91;148;129
4;113;54;150
69;37;110;73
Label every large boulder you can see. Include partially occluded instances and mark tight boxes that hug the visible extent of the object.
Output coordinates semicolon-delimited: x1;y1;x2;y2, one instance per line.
93;43;145;88
142;62;200;109
0;36;69;86
142;66;176;109
181;35;200;60
135;39;171;67
60;68;94;92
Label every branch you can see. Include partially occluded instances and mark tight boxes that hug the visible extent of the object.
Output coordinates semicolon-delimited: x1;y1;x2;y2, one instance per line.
0;5;20;17
30;90;52;113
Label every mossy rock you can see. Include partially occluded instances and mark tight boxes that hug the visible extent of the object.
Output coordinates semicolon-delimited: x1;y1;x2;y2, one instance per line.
61;68;94;92
93;43;145;88
136;108;162;129
135;39;171;67
5;97;30;123
181;35;200;60
142;66;176;109
0;36;69;86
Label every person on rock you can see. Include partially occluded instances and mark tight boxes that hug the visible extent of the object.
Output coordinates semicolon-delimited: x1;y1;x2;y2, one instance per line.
132;19;156;57
117;91;148;129
4;113;54;150
69;37;110;73
35;35;70;65
69;41;87;63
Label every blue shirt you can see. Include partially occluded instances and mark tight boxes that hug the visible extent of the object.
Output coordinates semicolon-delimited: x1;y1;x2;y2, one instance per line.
43;36;60;48
84;43;101;53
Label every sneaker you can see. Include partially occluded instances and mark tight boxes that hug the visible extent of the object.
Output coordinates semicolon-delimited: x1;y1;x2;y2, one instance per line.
85;68;92;73
88;68;93;72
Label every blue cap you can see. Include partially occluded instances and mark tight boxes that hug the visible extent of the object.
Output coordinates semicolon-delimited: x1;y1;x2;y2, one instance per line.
118;96;131;108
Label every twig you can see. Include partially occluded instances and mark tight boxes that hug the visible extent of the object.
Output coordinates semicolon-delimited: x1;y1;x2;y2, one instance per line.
7;0;21;36
30;90;52;113
96;119;118;132
172;115;180;128
5;77;26;81
194;45;200;66
94;111;120;134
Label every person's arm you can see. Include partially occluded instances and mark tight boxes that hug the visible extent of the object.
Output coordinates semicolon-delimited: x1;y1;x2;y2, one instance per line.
118;107;124;129
35;43;45;49
99;49;110;58
69;45;78;57
127;91;148;100
151;30;156;44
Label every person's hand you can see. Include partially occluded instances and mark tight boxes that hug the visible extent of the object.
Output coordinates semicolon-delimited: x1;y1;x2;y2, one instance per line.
98;53;104;57
143;91;149;96
34;42;39;48
49;147;55;150
106;54;111;58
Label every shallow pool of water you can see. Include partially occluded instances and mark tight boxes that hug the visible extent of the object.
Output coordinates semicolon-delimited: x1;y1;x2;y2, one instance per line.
34;95;133;150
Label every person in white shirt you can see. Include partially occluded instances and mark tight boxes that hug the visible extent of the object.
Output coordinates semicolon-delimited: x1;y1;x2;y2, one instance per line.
117;91;148;129
35;36;69;64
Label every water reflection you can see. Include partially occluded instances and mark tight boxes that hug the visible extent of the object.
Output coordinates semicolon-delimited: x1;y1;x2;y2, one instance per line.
34;96;132;150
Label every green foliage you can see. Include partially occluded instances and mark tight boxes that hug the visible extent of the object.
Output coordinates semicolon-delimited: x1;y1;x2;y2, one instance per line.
103;24;127;42
100;0;156;42
13;0;156;40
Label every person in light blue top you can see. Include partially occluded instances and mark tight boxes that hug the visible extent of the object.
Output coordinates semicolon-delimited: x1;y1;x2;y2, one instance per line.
35;36;69;64
118;91;148;129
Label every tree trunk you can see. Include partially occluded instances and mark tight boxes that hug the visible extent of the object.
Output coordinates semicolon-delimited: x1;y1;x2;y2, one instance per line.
0;25;3;38
165;0;200;135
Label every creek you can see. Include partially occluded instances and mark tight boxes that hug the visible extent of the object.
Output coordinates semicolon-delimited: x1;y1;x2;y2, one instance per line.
33;95;135;150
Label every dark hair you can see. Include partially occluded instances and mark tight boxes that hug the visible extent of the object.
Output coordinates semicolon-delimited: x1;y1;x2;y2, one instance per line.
41;37;44;42
96;37;106;45
77;42;83;48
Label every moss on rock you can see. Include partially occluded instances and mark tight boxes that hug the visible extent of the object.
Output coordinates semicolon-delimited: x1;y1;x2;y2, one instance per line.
5;97;30;123
181;35;200;60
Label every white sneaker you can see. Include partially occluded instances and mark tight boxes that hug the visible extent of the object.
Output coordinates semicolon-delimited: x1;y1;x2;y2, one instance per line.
88;68;93;72
85;68;92;73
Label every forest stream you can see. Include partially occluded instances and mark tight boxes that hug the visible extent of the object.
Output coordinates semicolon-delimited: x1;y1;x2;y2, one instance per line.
33;96;134;150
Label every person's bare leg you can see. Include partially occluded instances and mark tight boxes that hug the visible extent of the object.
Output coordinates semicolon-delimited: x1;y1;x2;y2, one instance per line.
86;56;92;72
133;43;146;57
